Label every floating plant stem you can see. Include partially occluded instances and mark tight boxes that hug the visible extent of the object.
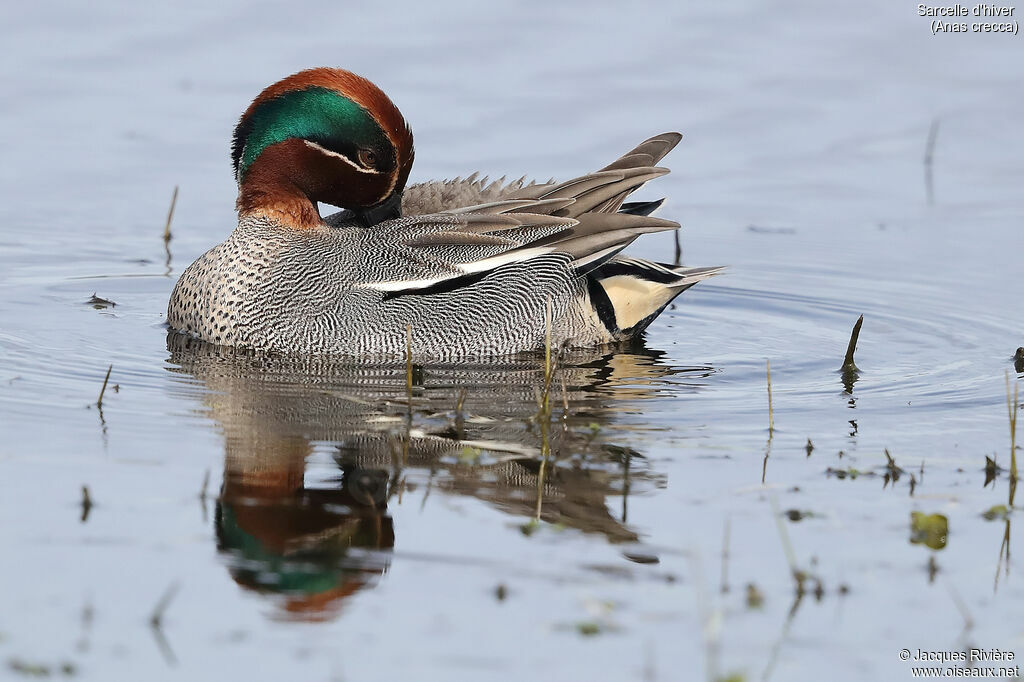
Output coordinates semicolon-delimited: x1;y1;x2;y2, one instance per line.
842;315;863;373
405;324;413;400
455;387;467;438
163;186;178;244
769;495;798;579
544;296;553;390
765;360;770;483
535;297;555;521
96;364;113;409
840;316;864;393
1007;371;1019;506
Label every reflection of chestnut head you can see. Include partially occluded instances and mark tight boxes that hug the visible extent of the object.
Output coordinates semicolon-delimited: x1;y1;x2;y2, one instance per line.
215;466;394;622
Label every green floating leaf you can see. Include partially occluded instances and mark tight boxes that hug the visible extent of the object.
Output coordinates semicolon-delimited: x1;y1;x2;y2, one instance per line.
982;504;1010;521
910;512;949;550
827;467;862;480
519;519;540;537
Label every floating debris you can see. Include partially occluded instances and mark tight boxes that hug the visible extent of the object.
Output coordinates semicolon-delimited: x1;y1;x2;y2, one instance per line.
745;583;765;609
784;509;817;522
883;449;905;488
982;504;1010;521
826;467;869;480
86;293;116;309
984;455;1001;488
80;485;92;523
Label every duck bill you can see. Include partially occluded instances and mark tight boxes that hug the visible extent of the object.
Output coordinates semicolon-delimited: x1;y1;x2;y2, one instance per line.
355;192;402;227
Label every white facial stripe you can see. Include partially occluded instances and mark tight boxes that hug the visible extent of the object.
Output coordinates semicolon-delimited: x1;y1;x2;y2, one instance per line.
303;140;383;175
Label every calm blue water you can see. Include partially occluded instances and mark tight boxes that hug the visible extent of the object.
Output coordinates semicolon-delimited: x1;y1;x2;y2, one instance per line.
1;2;1022;680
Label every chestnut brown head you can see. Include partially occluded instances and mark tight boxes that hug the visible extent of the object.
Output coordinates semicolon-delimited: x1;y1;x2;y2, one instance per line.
232;68;414;227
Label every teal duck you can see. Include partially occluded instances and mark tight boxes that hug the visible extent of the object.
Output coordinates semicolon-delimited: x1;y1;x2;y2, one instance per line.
167;68;721;358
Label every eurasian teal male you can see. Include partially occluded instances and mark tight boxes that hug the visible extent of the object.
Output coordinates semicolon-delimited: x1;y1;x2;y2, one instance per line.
167;68;721;358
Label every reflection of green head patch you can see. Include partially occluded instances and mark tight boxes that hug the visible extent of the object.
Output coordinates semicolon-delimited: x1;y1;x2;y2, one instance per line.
217;503;344;594
231;87;390;180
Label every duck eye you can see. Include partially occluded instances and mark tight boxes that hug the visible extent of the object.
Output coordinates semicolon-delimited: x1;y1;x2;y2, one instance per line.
357;148;377;169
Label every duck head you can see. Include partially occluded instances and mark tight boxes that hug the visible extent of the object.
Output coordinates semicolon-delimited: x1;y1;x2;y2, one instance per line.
231;68;414;228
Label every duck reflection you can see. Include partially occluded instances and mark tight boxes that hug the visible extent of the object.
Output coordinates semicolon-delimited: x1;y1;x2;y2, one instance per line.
216;448;392;622
166;333;713;620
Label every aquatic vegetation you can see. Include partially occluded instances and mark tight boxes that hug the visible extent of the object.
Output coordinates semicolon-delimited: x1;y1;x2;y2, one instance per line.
910;513;949;551
95;364;112;409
